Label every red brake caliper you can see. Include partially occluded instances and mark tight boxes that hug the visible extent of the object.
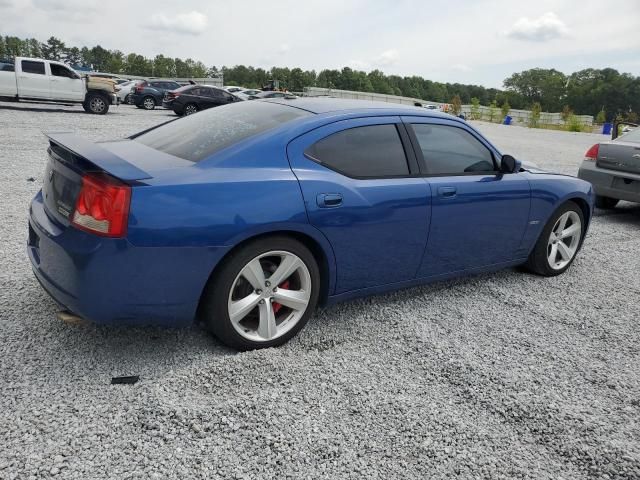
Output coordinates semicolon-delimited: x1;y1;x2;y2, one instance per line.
272;280;290;314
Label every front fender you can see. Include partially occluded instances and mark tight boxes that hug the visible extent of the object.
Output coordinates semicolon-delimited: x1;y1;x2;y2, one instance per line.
520;173;594;255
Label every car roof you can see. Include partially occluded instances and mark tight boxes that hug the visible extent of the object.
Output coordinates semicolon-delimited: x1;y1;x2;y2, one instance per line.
264;97;461;120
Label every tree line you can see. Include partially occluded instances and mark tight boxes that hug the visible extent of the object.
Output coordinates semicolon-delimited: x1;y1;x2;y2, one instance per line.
1;35;638;120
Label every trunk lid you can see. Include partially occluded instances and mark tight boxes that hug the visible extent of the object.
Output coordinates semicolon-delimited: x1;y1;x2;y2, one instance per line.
42;132;191;226
596;140;640;175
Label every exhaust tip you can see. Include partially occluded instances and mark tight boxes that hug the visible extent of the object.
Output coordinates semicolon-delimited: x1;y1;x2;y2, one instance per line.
56;310;88;326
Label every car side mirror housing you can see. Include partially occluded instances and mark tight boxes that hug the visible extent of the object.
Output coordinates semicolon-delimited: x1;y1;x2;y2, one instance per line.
500;154;521;174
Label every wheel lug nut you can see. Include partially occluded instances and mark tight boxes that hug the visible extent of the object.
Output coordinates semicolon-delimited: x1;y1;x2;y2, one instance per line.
272;287;277;292
265;281;271;287
256;289;262;295
259;299;265;305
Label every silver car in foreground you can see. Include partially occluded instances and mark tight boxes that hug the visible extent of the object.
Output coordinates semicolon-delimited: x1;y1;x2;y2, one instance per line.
578;124;640;209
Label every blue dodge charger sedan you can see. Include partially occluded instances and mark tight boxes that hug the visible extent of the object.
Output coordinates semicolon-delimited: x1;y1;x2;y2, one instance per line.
28;99;594;349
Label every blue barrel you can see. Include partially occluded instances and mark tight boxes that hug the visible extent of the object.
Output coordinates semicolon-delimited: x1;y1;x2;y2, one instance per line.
602;122;612;135
503;115;512;125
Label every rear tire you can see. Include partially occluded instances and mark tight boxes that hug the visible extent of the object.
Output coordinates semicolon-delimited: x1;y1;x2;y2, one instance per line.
124;94;132;104
595;195;619;209
201;236;320;350
183;103;198;116
524;201;585;277
142;96;155;110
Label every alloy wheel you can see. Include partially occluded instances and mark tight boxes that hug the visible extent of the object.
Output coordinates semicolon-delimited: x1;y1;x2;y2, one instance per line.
143;97;155;109
547;211;581;270
227;251;312;342
90;97;106;113
184;104;197;115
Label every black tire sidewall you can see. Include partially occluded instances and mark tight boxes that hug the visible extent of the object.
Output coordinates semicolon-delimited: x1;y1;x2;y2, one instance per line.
527;201;585;276
203;237;321;350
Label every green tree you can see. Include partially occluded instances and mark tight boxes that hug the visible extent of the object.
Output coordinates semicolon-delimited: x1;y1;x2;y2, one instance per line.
561;105;573;123
451;95;462;116
529;102;542;128
595;109;606;124
504;68;567;112
501;100;511;119
470;97;480;120
488;100;498;122
41;36;66;60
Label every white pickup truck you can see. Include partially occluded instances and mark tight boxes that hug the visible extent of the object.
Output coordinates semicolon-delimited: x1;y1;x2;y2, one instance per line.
0;57;118;114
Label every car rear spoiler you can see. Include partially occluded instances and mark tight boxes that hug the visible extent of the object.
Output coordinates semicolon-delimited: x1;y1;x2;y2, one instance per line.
45;132;152;181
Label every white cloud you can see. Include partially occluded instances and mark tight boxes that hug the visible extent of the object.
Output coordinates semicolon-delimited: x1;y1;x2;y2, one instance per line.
148;11;208;36
374;49;399;67
279;43;290;54
0;0;13;8
505;12;569;42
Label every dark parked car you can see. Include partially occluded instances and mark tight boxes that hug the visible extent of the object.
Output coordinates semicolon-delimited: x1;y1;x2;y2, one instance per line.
162;85;241;116
248;91;297;100
578;122;640;209
130;80;182;110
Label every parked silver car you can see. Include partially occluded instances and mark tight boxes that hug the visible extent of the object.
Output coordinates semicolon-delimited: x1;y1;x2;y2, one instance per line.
578;123;640;209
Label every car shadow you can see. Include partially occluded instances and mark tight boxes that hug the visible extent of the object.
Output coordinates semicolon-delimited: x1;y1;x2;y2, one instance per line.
0;104;83;114
593;202;640;225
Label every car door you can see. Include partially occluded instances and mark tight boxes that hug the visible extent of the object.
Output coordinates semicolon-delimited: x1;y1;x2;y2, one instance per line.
196;88;217;109
403;117;531;277
17;59;49;98
287;116;431;294
49;63;84;101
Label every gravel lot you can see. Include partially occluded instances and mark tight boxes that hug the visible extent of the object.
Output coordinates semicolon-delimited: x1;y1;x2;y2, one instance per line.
1;101;639;479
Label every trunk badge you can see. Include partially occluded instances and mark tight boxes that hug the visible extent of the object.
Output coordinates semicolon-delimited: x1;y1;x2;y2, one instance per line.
633;154;640;159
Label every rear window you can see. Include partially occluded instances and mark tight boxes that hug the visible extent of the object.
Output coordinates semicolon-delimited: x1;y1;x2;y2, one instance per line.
134;101;311;162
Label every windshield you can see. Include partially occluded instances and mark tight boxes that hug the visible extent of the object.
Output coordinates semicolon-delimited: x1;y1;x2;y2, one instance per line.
134;101;312;162
616;127;640;144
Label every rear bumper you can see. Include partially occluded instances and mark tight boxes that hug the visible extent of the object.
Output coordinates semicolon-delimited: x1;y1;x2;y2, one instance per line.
27;190;228;327
578;161;640;203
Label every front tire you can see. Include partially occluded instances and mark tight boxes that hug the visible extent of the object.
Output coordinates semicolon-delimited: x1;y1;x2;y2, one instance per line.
524;201;585;276
201;237;320;350
595;195;619;209
142;96;156;110
124;94;132;104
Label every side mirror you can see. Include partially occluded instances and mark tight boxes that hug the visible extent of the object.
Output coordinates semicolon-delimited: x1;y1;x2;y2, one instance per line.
500;154;521;174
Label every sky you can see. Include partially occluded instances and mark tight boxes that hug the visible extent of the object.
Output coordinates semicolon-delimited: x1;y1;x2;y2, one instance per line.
1;0;639;88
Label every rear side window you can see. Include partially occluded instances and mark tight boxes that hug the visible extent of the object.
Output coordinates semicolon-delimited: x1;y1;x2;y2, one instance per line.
305;124;410;178
0;62;14;72
412;124;495;175
134;101;311;162
21;60;45;75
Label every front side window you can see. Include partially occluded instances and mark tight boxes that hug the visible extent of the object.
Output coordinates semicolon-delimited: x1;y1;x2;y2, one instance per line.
50;64;75;78
412;124;495;175
21;60;45;75
305;124;410;178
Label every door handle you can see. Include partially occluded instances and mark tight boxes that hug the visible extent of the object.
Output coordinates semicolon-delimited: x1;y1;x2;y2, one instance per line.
438;186;457;198
317;193;343;208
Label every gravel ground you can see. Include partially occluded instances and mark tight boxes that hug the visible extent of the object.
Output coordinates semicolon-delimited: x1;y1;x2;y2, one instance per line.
0;102;639;479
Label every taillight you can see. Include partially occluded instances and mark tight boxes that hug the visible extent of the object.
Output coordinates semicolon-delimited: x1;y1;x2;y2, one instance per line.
584;143;599;161
135;85;144;93
72;173;131;238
